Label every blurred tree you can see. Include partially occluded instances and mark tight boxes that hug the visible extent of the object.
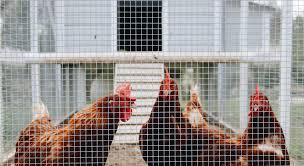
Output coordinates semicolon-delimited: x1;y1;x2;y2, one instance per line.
251;63;280;89
1;0;30;51
270;10;281;47
250;9;281;90
292;16;304;84
38;0;55;52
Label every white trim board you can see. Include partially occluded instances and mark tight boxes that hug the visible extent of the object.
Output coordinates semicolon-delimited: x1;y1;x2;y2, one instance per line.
0;51;281;64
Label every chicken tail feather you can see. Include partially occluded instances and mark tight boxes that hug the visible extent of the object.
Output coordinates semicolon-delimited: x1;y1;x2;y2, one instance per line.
32;102;49;121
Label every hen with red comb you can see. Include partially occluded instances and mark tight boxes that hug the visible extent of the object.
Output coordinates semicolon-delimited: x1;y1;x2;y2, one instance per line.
139;67;197;166
195;84;290;166
14;82;136;165
240;84;290;165
139;67;233;165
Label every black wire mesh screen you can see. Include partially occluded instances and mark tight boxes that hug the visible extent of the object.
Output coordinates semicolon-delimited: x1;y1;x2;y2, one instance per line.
0;0;303;165
117;0;162;51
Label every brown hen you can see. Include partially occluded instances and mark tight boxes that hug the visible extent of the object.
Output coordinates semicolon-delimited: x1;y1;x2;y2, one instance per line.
14;83;136;165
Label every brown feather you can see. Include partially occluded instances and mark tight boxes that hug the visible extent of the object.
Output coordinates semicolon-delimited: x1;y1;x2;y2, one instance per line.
14;95;132;165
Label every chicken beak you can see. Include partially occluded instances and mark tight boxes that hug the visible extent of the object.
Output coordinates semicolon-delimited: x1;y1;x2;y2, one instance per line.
114;82;136;122
120;108;132;122
119;99;135;122
131;97;137;108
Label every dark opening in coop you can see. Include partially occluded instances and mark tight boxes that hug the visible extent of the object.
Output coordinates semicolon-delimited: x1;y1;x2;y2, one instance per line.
117;0;162;51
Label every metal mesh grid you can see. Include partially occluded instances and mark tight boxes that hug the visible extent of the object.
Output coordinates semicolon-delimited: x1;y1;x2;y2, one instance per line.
0;0;303;165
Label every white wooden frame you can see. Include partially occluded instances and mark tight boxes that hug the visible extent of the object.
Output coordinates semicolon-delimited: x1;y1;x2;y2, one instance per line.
162;0;169;52
54;0;65;53
0;51;282;64
280;0;293;147
54;0;65;117
239;0;249;132
30;0;40;107
112;0;118;52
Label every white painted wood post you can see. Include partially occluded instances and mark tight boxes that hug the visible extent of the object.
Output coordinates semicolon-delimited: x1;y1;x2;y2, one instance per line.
239;0;249;131
280;0;293;147
111;0;117;52
240;64;248;131
54;0;64;121
214;0;222;52
217;63;224;118
64;67;70;114
30;0;38;52
31;64;41;105
215;0;224;118
54;0;65;52
162;0;169;52
73;66;86;111
30;0;40;107
55;65;62;122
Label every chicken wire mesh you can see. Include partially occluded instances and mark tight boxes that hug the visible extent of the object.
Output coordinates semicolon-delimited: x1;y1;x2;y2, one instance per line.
0;0;303;165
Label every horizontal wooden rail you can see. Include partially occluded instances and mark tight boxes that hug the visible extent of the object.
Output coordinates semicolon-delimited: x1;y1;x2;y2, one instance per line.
0;51;281;63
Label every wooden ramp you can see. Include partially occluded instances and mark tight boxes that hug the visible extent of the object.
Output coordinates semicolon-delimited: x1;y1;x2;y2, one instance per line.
113;63;164;144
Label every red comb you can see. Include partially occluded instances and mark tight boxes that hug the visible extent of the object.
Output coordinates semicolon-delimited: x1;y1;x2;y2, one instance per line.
165;66;170;80
115;82;131;97
255;84;260;94
163;66;171;91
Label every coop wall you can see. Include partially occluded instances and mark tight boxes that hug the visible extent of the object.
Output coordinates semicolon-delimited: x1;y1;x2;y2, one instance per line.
64;1;114;53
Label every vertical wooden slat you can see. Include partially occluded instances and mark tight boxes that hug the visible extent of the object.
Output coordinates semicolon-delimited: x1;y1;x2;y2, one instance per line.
54;0;65;53
111;0;117;52
73;66;86;111
217;63;224;119
55;64;62;122
239;0;249;131
280;0;293;147
215;0;224;117
53;1;64;119
214;0;223;52
64;66;71;115
31;64;40;106
162;0;169;52
30;0;40;110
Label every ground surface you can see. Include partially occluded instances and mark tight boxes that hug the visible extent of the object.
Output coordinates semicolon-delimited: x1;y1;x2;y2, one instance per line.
106;144;147;166
105;144;301;166
2;143;302;165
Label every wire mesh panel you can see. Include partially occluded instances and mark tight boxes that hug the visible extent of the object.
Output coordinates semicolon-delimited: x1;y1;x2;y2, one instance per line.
0;0;303;165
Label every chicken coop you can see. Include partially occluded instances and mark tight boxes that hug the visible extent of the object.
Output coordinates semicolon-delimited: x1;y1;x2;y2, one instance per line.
0;0;303;165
